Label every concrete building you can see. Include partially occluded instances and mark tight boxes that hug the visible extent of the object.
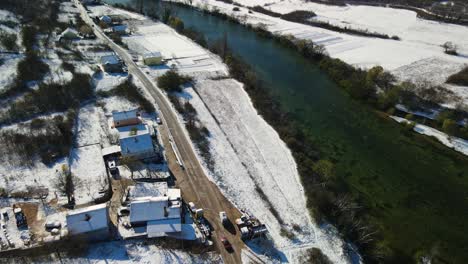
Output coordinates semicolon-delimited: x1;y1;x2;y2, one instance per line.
66;204;110;241
112;109;140;128
100;54;123;73
143;52;163;66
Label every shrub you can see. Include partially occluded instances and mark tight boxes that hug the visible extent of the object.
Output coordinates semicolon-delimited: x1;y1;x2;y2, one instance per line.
168;16;185;32
157;69;193;92
17;51;50;83
3;74;92;124
112;79;155;113
0;30;18;51
304;248;333;264
442;119;458;135
233;7;240;12
446;66;468;86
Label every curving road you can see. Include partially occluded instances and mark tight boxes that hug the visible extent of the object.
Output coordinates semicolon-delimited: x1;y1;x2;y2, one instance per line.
73;1;251;263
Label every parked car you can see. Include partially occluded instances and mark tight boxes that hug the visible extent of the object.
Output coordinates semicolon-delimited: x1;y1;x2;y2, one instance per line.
220;236;233;251
219;211;228;226
188;202;196;212
156;117;162;124
45;220;61;230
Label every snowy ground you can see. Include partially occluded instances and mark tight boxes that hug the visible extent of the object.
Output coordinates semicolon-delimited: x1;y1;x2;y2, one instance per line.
175;0;468;106
183;79;351;263
391;116;468;155
0;54;23;93
122;21;226;75
94;71;128;92
5;240;222;264
70;144;108;205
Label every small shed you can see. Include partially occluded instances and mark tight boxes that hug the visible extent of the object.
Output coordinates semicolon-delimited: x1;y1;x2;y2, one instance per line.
143;52;163;66
100;54;123;73
66;204;110;240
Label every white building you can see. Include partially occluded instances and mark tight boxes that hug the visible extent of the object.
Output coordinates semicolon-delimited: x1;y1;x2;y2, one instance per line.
118;124;156;160
66;204;110;240
129;189;182;238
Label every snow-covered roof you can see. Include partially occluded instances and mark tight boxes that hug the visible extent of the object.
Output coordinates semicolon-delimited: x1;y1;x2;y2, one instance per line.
129;182;168;199
147;218;182;238
167;189;181;201
66;204;109;235
59;27;79;39
117;123;154;156
143;51;162;59
99;15;111;22
117;124;149;139
129;196;181;224
101;145;121;156
101;55;120;65
112;109;138;123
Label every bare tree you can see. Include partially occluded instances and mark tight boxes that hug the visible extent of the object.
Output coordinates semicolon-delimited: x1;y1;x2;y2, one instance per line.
54;164;79;206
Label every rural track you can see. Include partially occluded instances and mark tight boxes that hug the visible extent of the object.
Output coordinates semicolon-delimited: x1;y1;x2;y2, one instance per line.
74;1;245;263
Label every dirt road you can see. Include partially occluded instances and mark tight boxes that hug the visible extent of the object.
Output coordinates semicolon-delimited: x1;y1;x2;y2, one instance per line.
74;1;248;262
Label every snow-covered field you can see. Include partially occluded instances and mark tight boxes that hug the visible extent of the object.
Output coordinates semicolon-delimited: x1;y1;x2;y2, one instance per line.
70;144;108;205
176;0;468;106
391;116;468;155
183;79;351;263
123;22;226;75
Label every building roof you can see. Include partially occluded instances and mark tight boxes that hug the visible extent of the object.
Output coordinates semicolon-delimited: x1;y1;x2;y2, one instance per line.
117;123;148;139
101;145;121;157
143;52;162;59
147;218;182;238
66;204;108;235
99;15;111;22
59;27;79;39
101;55;120;65
128;182;168;199
112;109;138;123
129;196;181;224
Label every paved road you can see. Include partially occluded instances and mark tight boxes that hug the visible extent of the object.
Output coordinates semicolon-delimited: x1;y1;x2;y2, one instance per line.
74;1;250;263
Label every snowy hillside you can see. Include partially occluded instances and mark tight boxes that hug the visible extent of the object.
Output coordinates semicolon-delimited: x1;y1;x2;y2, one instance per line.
183;79;352;263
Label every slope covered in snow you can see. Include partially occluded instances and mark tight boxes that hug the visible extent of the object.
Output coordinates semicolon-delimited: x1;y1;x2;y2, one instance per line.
183;79;351;263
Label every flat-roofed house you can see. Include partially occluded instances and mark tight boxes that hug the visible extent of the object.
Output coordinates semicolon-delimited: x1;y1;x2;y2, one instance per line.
66;204;110;241
129;188;182;238
118;124;156;160
100;54;123;73
143;52;163;66
112;109;140;128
